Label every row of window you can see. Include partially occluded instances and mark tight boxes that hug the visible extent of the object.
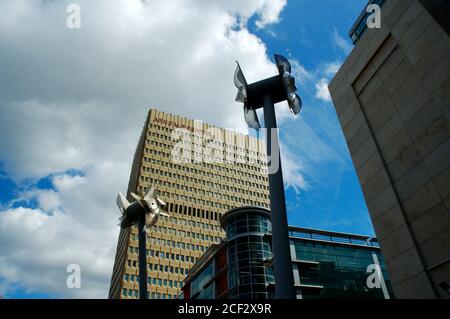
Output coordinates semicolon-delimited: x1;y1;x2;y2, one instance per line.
166;203;225;221
138;183;268;209
128;248;198;264
153;149;266;171
146;225;222;246
121;288;178;299
147;139;266;168
141;151;268;183
151;215;222;231
147;124;265;158
147;263;189;275
123;274;183;288
126;259;190;275
139;183;266;206
294;241;384;263
147;134;264;167
132;231;222;244
148;132;259;153
139;170;268;197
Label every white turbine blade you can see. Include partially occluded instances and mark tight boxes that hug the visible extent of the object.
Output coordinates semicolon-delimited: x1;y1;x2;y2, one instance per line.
274;54;291;75
156;197;166;207
143;186;155;200
234;61;248;90
130;192;141;202
159;210;171;217
234;61;248;103
288;94;302;115
116;192;130;214
235;90;246;103
131;191;147;209
243;106;261;129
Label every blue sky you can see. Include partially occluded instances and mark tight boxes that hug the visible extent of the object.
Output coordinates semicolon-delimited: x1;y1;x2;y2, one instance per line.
249;0;373;235
0;0;373;298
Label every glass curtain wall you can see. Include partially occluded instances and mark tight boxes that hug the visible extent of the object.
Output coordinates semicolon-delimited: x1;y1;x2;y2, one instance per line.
226;213;274;299
294;241;394;299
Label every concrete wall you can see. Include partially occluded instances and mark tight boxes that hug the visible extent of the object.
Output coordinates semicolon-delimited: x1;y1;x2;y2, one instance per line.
329;0;450;298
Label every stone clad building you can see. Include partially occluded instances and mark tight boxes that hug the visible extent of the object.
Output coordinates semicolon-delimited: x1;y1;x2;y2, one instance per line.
329;0;449;298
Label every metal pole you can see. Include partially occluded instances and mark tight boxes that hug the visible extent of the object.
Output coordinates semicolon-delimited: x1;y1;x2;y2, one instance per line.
263;94;296;299
138;214;148;299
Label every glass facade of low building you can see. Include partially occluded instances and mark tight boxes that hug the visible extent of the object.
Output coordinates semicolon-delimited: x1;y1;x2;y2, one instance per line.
292;235;393;299
190;262;215;299
225;209;274;299
181;206;394;299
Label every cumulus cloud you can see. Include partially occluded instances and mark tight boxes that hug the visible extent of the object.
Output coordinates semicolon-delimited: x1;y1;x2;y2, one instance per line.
314;61;342;103
255;0;287;29
280;145;307;195
323;61;342;77
0;206;118;298
0;163;129;298
315;78;332;102
0;0;287;298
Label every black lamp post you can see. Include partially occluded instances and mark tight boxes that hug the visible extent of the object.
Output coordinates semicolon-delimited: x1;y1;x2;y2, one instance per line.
234;54;302;299
137;214;148;299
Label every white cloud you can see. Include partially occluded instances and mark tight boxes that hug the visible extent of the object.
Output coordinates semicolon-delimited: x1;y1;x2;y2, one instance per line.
280;145;307;195
324;61;342;77
332;27;353;55
315;78;332;102
314;61;342;103
0;206;118;298
0;0;286;298
37;191;61;212
255;0;287;29
0;164;128;298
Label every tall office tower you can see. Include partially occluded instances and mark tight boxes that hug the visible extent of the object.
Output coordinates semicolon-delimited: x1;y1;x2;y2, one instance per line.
109;109;270;299
329;0;449;298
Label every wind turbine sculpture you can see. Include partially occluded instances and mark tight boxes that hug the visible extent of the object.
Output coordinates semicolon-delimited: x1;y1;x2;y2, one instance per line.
117;186;170;233
233;54;302;299
116;184;170;299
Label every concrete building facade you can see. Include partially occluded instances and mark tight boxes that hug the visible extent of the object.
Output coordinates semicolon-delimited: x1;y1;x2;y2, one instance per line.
109;109;270;299
329;0;450;298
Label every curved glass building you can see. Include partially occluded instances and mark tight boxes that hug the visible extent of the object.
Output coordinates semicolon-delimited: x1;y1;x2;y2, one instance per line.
222;207;274;299
181;206;394;299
